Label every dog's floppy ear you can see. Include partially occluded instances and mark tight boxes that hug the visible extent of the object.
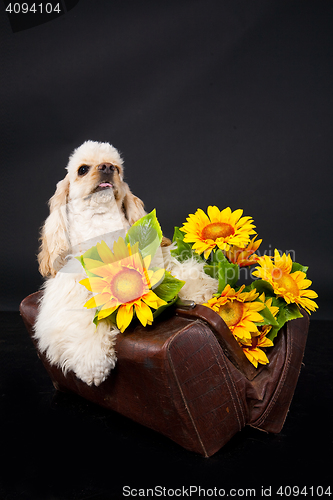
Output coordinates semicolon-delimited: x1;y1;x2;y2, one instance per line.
38;175;70;277
122;182;146;225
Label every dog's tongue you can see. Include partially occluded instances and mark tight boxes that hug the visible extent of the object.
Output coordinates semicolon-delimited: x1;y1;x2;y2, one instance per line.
99;182;112;188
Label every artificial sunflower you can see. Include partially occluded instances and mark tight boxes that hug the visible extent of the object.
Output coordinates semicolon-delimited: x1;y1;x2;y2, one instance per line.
203;284;265;342
252;250;318;314
237;293;277;367
80;238;167;332
180;206;256;259
240;332;274;368
224;236;262;267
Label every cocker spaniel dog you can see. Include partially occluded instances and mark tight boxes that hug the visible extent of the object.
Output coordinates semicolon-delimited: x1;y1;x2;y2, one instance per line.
35;140;217;386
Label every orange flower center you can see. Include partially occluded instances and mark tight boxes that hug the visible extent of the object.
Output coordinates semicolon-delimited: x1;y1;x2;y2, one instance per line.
111;268;146;303
201;222;234;241
271;268;299;296
219;300;244;327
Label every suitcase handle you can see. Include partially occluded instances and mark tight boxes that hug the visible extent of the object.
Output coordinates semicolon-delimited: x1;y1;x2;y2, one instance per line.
175;301;256;379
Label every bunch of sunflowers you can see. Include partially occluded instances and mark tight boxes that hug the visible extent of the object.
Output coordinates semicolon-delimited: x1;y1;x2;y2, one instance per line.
173;206;318;367
78;206;318;369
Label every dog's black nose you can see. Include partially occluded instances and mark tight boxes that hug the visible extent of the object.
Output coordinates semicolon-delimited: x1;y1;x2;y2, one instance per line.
97;163;115;173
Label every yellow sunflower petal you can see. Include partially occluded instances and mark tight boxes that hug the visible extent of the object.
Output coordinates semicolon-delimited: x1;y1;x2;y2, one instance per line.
142;290;167;309
233;324;252;340
135;301;154;327
129;249;144;270
207;205;221;222
83;296;99;309
143;254;152;270
203;296;220;310
243;349;258;368
258;337;274;348
96;240;116;264
239;288;259;302
244;311;265;323
292;272;311;287
215;240;230;252
183;232;199;244
296;295;318;313
241;319;260;333
196;208;211;226
229;208;243;225
274;250;292;273
299;289;318;299
149;268;165;288
116;304;134;332
82;258;108;273
79;277;94;292
83;260;121;279
245;300;266;313
220;206;232;220
97;303;119;320
112;237;130;262
83;292;111;309
80;277;109;293
203;246;214;259
127;241;140;257
253;347;270;365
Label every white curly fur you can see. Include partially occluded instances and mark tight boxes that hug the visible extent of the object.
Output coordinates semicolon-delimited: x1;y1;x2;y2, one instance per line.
162;246;219;304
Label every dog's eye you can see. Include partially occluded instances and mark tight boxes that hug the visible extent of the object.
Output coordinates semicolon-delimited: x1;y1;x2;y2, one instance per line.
78;165;90;176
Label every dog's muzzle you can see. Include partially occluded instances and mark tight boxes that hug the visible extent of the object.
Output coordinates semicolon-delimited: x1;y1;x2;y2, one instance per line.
94;163;115;192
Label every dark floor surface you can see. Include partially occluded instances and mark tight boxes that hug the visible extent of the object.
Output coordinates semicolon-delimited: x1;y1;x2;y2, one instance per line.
0;312;332;500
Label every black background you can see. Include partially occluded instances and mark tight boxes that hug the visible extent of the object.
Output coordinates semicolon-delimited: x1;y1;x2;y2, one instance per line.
0;2;333;499
1;0;332;318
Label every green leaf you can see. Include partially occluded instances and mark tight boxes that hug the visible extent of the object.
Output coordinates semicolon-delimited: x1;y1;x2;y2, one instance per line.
153;271;185;302
92;306;102;327
76;245;104;278
171;226;200;262
209;248;225;264
218;260;239;292
93;312;99;327
125;210;162;260
291;262;309;274
93;307;118;327
172;226;184;244
78;244;101;264
153;294;179;319
257;304;279;327
250;281;304;341
204;251;239;292
203;263;217;279
250;279;275;297
76;254;85;269
152;271;185;321
266;300;303;341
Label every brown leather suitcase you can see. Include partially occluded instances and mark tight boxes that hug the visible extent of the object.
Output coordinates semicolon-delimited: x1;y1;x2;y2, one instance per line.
20;291;309;457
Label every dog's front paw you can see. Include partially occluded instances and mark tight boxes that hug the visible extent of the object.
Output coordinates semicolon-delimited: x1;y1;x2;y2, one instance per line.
75;352;117;387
